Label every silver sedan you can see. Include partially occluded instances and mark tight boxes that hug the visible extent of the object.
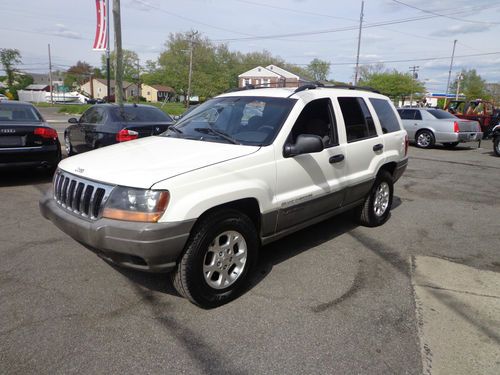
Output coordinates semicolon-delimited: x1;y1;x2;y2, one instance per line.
397;108;482;149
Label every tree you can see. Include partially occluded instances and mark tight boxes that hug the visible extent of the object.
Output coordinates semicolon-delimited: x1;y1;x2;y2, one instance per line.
0;48;21;88
450;69;489;100
101;49;140;83
64;61;93;88
307;58;330;81
359;70;425;103
356;63;387;83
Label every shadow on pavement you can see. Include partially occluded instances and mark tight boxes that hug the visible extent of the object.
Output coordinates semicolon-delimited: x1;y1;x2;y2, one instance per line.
0;168;54;188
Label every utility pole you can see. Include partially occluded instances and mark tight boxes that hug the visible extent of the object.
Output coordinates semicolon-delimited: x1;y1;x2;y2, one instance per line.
456;72;464;100
136;58;140;103
409;65;419;107
444;39;457;108
113;0;124;105
105;0;111;102
186;31;198;109
354;0;364;85
48;44;53;104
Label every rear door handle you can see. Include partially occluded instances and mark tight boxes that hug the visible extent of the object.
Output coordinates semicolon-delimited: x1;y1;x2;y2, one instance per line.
373;143;384;152
329;154;345;163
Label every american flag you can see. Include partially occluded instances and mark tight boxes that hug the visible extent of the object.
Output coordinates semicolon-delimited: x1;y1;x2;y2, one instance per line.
92;0;107;50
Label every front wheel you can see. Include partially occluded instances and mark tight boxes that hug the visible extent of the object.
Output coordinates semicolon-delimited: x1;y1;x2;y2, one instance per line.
494;136;500;156
416;130;435;149
172;209;259;308
64;134;74;156
356;170;394;227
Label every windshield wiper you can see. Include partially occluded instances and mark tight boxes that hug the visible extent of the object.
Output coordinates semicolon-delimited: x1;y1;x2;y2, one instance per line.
167;126;183;134
194;127;240;145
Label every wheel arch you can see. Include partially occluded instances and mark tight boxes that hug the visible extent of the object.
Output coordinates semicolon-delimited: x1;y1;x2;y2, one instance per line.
193;198;262;238
415;127;435;140
378;162;397;178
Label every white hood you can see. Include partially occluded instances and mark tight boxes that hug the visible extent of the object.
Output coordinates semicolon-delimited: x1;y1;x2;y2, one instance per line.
58;136;259;188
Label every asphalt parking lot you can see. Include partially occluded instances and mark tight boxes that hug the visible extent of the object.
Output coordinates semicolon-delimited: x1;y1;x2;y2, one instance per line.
1;110;499;374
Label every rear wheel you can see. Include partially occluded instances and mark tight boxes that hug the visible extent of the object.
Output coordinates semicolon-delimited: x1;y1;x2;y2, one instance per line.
356;170;394;227
416;130;435;149
494;136;500;156
172;209;259;308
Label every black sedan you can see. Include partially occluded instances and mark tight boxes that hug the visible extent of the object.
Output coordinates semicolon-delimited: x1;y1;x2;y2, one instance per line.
0;101;61;172
64;104;174;155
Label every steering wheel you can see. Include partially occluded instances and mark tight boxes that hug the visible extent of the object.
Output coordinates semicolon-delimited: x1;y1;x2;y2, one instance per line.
257;125;274;133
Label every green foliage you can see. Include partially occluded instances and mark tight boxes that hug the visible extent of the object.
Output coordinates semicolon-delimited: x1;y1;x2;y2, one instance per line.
57;104;92;115
0;48;21;88
307;58;331;81
101;49;140;83
450;69;490;101
358;69;426;102
64;61;95;88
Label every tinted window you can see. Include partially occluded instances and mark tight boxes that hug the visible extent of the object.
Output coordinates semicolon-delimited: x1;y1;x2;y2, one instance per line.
0;103;43;122
112;107;173;122
164;96;296;146
290;98;337;147
370;98;401;133
338;97;377;142
427;109;457;119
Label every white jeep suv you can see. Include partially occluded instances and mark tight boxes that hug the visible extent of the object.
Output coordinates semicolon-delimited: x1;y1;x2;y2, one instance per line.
40;85;408;307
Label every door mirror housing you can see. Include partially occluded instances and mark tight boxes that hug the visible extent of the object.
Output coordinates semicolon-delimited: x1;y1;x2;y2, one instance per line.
68;117;79;124
283;134;324;157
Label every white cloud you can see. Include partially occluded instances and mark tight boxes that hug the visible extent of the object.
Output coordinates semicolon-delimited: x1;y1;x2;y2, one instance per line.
44;24;83;40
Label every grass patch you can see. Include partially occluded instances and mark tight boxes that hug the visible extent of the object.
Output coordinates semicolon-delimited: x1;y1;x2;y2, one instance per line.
52;102;188;116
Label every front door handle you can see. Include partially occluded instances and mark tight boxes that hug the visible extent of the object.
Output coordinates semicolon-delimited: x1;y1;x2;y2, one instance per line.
329;154;345;163
373;143;384;152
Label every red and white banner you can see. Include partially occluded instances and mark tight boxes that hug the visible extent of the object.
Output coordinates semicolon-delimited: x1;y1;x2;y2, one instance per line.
92;0;107;50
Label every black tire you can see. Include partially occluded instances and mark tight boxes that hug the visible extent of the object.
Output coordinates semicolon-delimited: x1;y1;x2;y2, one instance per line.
64;134;74;156
172;209;259;308
494;136;500;157
415;130;435;149
356;170;394;227
443;142;459;148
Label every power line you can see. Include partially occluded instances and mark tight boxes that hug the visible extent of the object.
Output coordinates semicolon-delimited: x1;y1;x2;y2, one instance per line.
390;0;500;25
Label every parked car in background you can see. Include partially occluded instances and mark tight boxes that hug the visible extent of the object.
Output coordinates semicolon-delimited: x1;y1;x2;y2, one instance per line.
397;108;482;149
0;101;61;172
0;94;9;101
85;98;105;105
64;103;174;155
445;99;499;138
491;124;500;156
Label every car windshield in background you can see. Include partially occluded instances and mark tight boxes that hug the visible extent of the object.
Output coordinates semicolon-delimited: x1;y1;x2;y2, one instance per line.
164;96;296;146
112;106;173;122
427;109;457;119
0;104;43;122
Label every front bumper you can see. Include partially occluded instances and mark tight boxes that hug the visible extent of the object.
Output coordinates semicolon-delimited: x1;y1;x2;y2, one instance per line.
39;192;195;272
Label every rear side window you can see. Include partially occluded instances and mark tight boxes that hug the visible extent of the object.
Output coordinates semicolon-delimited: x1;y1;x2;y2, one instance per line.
398;109;421;120
338;97;377;142
112;107;173;122
370;98;401;134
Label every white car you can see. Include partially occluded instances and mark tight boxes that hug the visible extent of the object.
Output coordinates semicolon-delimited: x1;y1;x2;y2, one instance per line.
40;85;408;307
0;94;9;101
397;107;482;148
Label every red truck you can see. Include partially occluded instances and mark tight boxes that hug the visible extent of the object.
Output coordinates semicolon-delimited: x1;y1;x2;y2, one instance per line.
446;99;500;138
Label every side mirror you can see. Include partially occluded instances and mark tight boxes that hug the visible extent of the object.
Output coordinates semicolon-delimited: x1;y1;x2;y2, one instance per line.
68;118;79;124
283;134;324;158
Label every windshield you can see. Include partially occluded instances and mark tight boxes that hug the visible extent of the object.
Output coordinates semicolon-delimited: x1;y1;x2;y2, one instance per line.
427;109;457;119
0;103;43;122
163;96;296;146
111;106;173;122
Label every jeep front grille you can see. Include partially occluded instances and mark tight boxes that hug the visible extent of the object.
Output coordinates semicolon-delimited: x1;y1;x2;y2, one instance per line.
53;170;114;220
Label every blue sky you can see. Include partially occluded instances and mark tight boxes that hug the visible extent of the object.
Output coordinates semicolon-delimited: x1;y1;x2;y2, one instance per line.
1;0;499;92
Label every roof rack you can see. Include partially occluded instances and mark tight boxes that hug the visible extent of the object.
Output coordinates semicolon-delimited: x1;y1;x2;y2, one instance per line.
289;83;380;96
224;83;277;93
